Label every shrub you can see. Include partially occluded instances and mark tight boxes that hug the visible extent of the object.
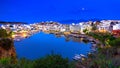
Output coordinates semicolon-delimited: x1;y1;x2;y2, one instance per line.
0;38;13;50
0;54;75;68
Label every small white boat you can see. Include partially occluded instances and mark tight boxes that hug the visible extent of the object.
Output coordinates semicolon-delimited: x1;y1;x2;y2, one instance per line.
73;54;81;60
14;38;21;41
80;54;86;57
73;54;86;60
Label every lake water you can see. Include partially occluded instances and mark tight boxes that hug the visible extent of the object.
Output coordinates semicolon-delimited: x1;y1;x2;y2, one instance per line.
14;32;92;60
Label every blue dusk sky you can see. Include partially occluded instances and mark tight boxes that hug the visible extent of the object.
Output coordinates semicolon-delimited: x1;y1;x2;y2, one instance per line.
0;0;120;23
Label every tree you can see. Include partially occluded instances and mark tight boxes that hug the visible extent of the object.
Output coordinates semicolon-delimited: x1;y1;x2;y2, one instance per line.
83;29;88;34
0;54;72;68
92;25;97;31
33;54;69;68
0;29;12;38
0;29;8;38
109;38;120;47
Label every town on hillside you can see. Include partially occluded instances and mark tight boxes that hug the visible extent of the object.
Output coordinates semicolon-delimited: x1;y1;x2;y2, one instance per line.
0;20;120;40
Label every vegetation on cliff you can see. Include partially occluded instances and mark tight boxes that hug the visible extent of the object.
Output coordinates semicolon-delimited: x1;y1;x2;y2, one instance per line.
76;32;120;68
0;38;14;50
0;28;120;68
0;29;13;38
0;29;14;50
0;54;75;68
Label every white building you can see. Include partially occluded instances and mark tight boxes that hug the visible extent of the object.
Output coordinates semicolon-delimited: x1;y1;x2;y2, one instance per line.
79;22;92;34
69;24;81;33
97;20;112;32
113;24;120;30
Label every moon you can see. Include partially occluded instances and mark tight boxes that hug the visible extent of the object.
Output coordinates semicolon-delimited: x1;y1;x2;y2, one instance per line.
82;8;85;11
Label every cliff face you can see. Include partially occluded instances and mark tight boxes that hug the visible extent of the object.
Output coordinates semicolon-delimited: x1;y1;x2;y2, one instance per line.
0;38;16;59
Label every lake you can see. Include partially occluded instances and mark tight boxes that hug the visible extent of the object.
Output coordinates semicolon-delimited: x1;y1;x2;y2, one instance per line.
14;32;92;60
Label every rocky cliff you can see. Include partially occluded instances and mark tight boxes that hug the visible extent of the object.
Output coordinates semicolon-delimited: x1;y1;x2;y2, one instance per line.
0;38;16;59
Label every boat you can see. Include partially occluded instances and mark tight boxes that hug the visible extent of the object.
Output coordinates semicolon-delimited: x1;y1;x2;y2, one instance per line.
14;38;21;41
80;54;86;58
73;54;86;60
73;54;81;60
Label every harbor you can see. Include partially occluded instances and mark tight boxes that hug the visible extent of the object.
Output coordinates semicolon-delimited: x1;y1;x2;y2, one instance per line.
14;32;93;60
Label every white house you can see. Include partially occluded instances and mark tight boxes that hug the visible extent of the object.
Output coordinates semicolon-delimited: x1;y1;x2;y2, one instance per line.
79;22;92;34
69;24;81;33
113;24;120;30
97;20;113;32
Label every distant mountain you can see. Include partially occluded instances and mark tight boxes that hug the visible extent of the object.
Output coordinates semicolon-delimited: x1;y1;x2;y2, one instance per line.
0;21;28;24
59;18;102;24
88;18;102;21
59;19;87;24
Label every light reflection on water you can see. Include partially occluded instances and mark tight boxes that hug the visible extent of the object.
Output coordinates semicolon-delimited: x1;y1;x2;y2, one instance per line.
14;32;92;60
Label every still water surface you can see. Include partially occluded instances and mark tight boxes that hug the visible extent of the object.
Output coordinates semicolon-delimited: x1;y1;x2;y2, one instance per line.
14;32;92;60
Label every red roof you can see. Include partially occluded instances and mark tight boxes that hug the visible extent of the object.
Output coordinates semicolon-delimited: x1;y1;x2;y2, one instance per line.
112;30;120;37
112;30;120;32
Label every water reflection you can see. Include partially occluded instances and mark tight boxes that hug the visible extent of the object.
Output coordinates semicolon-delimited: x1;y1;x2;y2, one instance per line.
14;32;92;60
63;35;89;43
